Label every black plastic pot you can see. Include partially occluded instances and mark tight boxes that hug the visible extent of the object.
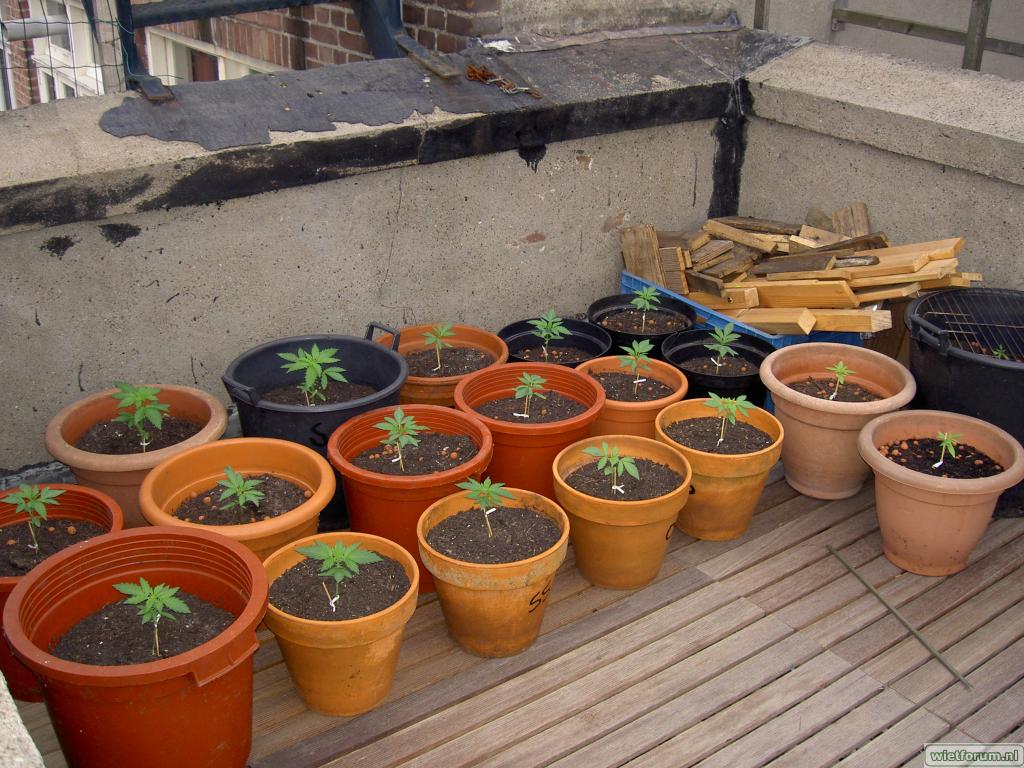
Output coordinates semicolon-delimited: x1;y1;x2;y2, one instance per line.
222;324;408;529
587;293;696;360
906;288;1024;516
662;328;776;408
498;318;612;368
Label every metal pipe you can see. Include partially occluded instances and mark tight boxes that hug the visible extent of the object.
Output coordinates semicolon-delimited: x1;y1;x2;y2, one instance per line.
962;0;992;70
0;16;70;42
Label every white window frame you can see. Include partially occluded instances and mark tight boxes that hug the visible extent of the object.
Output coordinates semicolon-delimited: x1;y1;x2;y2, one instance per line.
145;28;282;86
29;0;102;98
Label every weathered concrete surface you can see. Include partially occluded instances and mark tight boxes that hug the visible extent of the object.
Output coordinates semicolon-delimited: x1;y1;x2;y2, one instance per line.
499;0;735;36
0;120;717;468
0;677;43;768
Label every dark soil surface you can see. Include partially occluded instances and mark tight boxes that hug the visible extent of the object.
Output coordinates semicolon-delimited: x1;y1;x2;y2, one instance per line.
678;356;755;378
590;371;675;402
405;347;494;378
788;376;882;402
350;432;477;476
665;416;775;455
75;416;202;454
475;392;586;424
599;308;690;335
263;380;376;406
269;554;409;621
879;438;1005;479
425;506;561;564
515;344;593;365
565;458;684;501
52;589;235;665
174;474;309;526
0;519;107;577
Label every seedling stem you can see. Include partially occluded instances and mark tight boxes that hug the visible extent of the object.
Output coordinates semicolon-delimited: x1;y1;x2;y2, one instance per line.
374;408;427;472
617;340;654;396
457;477;514;539
2;484;64;551
932;431;962;469
513;373;547;419
826;361;855;401
528;311;570;361
630;287;661;331
704;324;740;371
582;442;640;494
296;540;382;611
424;324;456;372
706;393;754;447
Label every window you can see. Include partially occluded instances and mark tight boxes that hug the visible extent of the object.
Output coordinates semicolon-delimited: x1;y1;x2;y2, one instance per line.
146;29;277;86
61;81;76;98
40;71;56;102
43;0;71;53
29;0;103;100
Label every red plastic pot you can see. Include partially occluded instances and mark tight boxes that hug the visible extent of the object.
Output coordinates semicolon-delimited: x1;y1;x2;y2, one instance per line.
328;404;493;593
0;484;124;702
3;527;268;768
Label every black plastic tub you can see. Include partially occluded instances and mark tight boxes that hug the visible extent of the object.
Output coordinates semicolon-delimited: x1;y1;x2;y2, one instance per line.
587;293;696;360
906;288;1024;516
498;318;612;367
662;328;776;408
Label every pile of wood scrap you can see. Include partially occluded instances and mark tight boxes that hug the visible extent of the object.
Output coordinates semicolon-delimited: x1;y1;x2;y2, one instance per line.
620;203;981;336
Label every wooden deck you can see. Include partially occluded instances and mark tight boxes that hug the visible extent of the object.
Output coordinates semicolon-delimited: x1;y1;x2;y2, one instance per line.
20;468;1024;767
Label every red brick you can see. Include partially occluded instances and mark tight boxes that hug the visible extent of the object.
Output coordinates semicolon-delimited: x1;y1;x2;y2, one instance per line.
309;24;338;45
315;6;331;23
436;31;463;53
300;6;316;20
332;47;348;65
348;52;371;63
346;12;362;32
427;8;445;29
444;11;474;35
402;3;425;25
474;13;502;34
330;9;347;27
416;28;436;49
337;29;371;55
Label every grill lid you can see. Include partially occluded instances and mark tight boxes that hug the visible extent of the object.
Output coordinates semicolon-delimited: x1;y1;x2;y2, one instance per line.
907;288;1024;365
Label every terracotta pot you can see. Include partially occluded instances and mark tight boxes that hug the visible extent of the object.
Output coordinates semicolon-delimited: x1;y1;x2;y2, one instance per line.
262;531;419;715
327;405;493;594
655;399;783;541
3;527;268;768
575;356;688;439
760;343;916;499
0;485;124;702
454;363;605;499
378;324;509;406
44;385;228;528
553;435;692;589
139;438;336;560
417;487;568;657
859;410;1024;576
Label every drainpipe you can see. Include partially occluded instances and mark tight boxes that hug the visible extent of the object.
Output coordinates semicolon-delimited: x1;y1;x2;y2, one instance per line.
0;16;70;42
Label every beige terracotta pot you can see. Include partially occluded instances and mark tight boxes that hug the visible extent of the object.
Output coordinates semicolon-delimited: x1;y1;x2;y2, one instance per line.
44;385;228;528
575;357;688;439
859;410;1024;576
760;343;915;499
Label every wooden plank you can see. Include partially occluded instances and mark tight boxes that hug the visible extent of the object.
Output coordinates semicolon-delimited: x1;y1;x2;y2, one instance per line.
658;246;688;294
620;225;665;286
750;252;837;276
919;273;980;289
685;269;727;298
656;229;709;251
925;636;1024;724
799;225;848;248
692;251;733;273
835;708;950;768
857;238;965;263
722;308;816;335
795;232;891;255
752;280;859;309
811;309;892;333
690;239;733;266
704;219;783;254
703;251;757;280
832;203;872;238
846;260;958;288
805;207;835;231
899;730;976;768
854;283;922;305
684;287;760;310
712;216;801;235
762;251;929;281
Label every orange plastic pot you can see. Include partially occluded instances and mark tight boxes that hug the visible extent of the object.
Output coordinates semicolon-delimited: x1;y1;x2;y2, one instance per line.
139;437;336;560
656;399;784;541
553;435;691;589
45;384;228;528
0;484;124;702
417;487;568;657
575;356;688;439
328;405;493;593
378;324;509;406
3;527;268;768
859;410;1024;576
454;363;605;500
262;531;419;715
760;343;916;499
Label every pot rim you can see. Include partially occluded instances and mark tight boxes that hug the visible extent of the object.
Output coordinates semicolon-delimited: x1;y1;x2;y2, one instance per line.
586;293;696;326
655;399;784;460
378;323;510;387
575;356;688;408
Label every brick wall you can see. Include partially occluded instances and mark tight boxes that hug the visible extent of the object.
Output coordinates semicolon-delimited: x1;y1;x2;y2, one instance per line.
3;0;40;107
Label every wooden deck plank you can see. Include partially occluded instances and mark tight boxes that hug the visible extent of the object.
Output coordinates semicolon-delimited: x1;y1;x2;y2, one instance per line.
924;636;1024;724
834;708;950;768
957;677;1024;743
898;729;976;768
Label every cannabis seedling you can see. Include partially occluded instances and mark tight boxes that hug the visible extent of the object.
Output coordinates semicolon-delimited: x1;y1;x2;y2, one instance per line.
582;442;640;494
278;344;348;406
424;324;456;372
825;361;855;401
617;340;654;396
630;287;661;331
112;382;169;451
706;392;754;447
1;484;64;551
456;477;514;539
528;310;570;361
218;466;264;511
513;372;547;418
374;408;428;472
704;324;740;370
113;578;190;657
295;540;382;612
932;431;962;469
993;345;1010;361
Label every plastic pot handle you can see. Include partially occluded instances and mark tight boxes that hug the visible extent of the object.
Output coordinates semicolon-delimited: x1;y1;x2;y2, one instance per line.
909;321;950;354
221;377;260;407
365;322;401;350
189;638;260;687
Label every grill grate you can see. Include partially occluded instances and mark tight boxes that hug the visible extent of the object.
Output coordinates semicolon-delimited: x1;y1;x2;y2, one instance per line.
916;288;1024;363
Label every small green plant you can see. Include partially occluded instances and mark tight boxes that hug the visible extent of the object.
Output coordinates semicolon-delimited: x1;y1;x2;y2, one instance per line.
111;382;169;451
296;540;382;612
617;340;654;395
582;442;640;494
456;476;514;539
278;344;348;406
706;392;754;446
825;361;855;401
424;323;456;371
374;407;428;472
217;466;264;511
932;431;962;469
630;286;661;330
513;372;547;418
992;345;1010;361
113;578;191;656
704;324;740;370
528;310;570;361
2;484;64;551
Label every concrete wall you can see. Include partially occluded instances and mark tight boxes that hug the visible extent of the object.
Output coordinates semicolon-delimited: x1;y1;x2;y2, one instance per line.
499;0;735;36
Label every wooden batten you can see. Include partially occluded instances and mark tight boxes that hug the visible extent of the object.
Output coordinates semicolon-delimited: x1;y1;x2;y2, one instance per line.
690;239;733;267
856;238;965;263
721;308;817;335
750;252;837;276
810;309;892;332
686;287;760;310
658;247;689;294
797;225;847;249
704;220;783;254
751;280;859;309
712;216;801;235
831;203;871;238
621;225;665;285
762;250;931;281
853;282;922;305
657;229;710;252
845;259;958;288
